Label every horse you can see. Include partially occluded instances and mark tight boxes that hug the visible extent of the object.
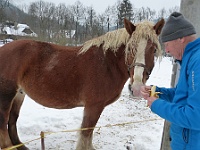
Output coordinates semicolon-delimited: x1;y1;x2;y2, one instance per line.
0;18;164;150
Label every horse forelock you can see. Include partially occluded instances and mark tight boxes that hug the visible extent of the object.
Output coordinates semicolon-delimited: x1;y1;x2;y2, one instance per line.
79;28;130;54
125;20;162;65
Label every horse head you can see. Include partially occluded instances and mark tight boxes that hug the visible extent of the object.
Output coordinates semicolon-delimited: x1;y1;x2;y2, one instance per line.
124;18;165;97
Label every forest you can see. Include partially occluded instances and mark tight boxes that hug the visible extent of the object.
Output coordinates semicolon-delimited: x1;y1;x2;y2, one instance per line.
0;0;179;45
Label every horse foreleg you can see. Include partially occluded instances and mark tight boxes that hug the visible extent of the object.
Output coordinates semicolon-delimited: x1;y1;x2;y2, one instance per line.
8;91;29;150
76;104;104;150
0;92;16;149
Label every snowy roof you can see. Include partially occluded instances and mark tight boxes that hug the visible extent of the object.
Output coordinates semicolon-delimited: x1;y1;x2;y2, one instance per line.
1;23;37;37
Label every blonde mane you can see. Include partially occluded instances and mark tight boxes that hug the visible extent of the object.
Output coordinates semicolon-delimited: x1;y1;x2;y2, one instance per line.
79;20;162;62
79;28;130;54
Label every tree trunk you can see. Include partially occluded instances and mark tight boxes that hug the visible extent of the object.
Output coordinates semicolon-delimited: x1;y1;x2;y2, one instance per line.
180;0;200;36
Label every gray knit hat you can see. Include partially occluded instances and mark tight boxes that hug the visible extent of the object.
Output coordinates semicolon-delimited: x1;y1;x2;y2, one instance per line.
160;12;196;42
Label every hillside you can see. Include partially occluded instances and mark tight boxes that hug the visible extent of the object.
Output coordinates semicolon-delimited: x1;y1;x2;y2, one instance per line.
0;1;29;24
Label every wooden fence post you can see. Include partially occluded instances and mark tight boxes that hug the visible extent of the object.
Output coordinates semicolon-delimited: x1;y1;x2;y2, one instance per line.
41;131;45;150
160;120;171;150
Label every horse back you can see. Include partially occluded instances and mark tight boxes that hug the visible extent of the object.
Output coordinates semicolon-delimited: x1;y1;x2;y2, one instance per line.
0;40;75;78
0;40;85;108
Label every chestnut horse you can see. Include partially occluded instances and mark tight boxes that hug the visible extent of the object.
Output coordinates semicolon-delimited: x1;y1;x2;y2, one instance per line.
0;18;164;150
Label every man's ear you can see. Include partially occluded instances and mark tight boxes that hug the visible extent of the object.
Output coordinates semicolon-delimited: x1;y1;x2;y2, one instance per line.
124;18;136;35
179;37;185;43
154;18;165;35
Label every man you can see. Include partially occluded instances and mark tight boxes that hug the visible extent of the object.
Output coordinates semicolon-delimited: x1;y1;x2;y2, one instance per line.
141;12;200;149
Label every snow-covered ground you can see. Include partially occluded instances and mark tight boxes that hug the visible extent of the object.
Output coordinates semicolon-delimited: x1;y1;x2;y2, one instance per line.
16;57;173;150
0;39;13;47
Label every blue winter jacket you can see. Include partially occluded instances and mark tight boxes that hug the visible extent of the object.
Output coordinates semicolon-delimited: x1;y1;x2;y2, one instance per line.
151;38;200;150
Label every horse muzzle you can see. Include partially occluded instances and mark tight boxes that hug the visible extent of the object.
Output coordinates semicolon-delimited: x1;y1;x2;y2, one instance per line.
128;82;143;97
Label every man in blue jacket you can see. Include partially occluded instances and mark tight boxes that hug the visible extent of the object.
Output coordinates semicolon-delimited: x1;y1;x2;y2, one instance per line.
141;12;200;150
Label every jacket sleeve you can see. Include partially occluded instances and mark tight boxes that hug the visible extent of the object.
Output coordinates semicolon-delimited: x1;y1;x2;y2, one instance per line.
151;55;200;131
156;86;175;102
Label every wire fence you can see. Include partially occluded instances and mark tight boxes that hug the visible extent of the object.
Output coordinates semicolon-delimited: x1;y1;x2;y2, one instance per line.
2;118;162;150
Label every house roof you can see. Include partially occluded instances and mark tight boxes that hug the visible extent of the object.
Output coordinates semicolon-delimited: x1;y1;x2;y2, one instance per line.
1;23;37;37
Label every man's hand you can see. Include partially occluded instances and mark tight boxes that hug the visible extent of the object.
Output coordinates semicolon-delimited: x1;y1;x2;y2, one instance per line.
140;85;159;108
140;85;151;99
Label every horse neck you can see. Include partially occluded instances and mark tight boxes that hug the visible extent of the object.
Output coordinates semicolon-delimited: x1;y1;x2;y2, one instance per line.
106;45;129;80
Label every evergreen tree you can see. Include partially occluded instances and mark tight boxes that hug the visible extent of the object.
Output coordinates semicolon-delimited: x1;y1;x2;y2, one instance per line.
117;0;133;28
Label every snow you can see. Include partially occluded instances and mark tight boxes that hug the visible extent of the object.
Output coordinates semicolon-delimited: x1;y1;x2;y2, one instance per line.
1;23;37;37
16;57;173;150
0;39;13;47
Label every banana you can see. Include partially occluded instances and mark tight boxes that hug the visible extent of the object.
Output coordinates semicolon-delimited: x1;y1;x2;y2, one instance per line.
150;85;160;98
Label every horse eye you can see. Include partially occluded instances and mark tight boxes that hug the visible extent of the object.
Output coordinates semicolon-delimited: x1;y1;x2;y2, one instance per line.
146;76;149;80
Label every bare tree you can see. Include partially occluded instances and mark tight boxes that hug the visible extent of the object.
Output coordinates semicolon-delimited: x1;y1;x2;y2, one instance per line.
85;6;97;38
103;6;114;32
135;7;156;22
43;2;56;42
71;1;85;44
103;2;119;30
28;0;57;42
54;4;74;45
0;0;10;22
144;7;156;21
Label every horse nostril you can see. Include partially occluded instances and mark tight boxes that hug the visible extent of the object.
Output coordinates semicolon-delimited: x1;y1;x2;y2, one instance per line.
128;84;134;95
128;83;131;91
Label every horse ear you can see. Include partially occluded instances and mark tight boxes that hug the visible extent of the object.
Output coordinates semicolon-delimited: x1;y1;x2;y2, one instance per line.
153;18;165;35
124;18;136;35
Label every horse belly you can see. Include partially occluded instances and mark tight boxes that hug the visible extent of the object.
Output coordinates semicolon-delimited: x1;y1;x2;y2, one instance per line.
21;86;84;109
